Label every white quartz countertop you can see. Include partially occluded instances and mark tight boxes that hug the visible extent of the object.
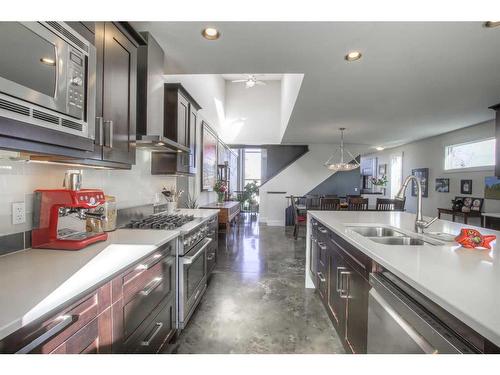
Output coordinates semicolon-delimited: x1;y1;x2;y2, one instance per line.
307;210;500;347
0;208;219;342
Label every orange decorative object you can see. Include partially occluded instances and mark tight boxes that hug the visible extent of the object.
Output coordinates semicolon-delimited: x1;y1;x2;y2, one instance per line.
454;228;496;249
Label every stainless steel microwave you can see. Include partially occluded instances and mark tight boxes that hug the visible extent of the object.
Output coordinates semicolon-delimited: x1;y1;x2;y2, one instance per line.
0;22;96;139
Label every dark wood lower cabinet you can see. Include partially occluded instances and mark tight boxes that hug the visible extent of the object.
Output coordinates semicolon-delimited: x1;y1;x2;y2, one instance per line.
0;241;177;354
315;226;369;354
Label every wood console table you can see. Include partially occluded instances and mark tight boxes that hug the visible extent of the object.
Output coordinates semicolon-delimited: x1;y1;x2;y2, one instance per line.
200;201;240;231
437;208;482;225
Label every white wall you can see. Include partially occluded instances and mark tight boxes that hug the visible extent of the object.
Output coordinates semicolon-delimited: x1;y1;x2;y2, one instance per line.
280;74;304;141
0;149;176;236
362;120;498;226
224;80;282;144
259;143;367;225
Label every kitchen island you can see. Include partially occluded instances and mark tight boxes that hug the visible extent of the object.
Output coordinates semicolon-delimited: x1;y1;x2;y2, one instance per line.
305;211;500;353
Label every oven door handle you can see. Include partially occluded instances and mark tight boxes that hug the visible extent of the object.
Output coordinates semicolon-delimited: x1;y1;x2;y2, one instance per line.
183;238;212;265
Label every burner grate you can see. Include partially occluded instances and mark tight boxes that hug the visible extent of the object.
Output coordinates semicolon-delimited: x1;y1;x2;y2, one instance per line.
125;213;194;230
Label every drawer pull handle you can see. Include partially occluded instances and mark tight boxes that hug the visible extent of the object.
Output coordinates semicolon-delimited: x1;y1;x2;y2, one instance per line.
140;277;163;296
207;253;215;261
137;253;163;270
317;241;327;250
317;272;326;283
140;322;163;346
16;315;77;354
318;227;327;234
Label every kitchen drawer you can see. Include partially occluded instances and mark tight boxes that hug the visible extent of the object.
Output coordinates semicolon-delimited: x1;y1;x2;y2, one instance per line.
51;308;112;354
112;243;173;303
122;256;175;339
1;282;111;353
125;297;176;354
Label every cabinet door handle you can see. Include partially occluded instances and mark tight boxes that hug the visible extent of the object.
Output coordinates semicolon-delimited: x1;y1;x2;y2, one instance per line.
317;272;326;283
95;117;104;146
140;322;163;346
16;315;77;354
140;277;163;296
318;227;328;234
317;241;327;251
104;120;113;148
207;253;215;261
336;266;347;292
339;271;351;299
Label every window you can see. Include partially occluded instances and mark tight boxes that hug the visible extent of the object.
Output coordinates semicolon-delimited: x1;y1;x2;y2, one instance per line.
390;153;403;198
444;138;495;170
244;149;262;186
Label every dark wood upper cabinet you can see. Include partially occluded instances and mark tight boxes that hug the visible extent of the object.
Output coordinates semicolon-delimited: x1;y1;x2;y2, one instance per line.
490;103;500;177
94;22;138;166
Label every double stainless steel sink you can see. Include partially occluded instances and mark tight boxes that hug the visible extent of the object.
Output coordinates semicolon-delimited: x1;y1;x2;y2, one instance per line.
347;226;442;246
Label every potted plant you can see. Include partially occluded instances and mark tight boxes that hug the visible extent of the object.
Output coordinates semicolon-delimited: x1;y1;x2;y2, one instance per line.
370;175;388;193
214;180;228;205
239;180;259;212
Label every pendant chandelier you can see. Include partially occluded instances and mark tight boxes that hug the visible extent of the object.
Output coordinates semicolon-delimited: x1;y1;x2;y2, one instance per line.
324;128;360;172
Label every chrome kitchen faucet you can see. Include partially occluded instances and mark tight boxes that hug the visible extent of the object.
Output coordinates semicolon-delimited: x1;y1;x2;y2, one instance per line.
395;175;438;234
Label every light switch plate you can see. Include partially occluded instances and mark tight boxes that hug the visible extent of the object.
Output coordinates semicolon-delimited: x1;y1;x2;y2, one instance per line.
12;202;26;225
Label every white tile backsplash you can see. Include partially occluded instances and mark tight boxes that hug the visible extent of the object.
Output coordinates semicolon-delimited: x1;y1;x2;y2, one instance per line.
0;149;176;236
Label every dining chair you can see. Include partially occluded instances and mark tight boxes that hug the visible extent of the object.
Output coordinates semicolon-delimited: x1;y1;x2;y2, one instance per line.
306;195;321;210
376;198;405;211
290;195;307;240
348;197;369;211
320;198;341;211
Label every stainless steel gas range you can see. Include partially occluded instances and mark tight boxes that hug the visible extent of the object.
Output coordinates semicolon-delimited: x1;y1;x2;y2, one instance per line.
123;211;218;329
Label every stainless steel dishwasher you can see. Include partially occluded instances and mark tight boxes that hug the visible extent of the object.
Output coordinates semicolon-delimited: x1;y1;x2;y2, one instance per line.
367;272;477;354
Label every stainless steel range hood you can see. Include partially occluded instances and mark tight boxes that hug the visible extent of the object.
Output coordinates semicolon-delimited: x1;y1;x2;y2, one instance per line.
136;32;189;153
136;135;189;152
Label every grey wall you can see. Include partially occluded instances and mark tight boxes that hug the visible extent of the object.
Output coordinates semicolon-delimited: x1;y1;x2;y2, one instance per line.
361;119;497;226
261;145;308;184
307;159;361;197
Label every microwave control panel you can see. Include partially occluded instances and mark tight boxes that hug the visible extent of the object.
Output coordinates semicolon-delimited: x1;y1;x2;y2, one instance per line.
67;47;85;120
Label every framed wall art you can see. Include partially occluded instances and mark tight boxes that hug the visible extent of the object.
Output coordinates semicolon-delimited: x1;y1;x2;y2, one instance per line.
485;176;500;200
201;122;218;191
460;179;472;195
435;178;450;193
411;168;429;197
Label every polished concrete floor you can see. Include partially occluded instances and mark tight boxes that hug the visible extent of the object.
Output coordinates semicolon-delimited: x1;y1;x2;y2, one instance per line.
173;215;344;354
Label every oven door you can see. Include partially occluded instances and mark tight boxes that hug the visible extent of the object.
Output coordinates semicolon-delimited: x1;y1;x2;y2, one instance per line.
180;237;211;326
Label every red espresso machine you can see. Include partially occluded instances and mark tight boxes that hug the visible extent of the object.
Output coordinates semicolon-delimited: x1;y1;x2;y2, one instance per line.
32;188;108;250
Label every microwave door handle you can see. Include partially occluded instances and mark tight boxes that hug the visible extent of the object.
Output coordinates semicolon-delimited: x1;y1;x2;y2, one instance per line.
53;44;58;99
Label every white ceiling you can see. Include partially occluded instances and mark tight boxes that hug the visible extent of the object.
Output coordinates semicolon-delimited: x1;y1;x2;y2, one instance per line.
132;22;500;148
221;74;283;81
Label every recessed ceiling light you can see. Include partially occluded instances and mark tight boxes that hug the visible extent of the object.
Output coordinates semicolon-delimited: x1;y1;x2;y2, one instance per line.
375;146;385;151
484;21;500;28
201;27;220;40
40;57;55;66
345;51;362;62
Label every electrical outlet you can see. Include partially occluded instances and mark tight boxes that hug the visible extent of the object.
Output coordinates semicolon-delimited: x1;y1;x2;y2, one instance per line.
354;187;358;192
12;202;25;225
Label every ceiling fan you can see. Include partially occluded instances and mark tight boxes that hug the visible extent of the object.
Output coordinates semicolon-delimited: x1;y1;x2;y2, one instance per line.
231;75;267;89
